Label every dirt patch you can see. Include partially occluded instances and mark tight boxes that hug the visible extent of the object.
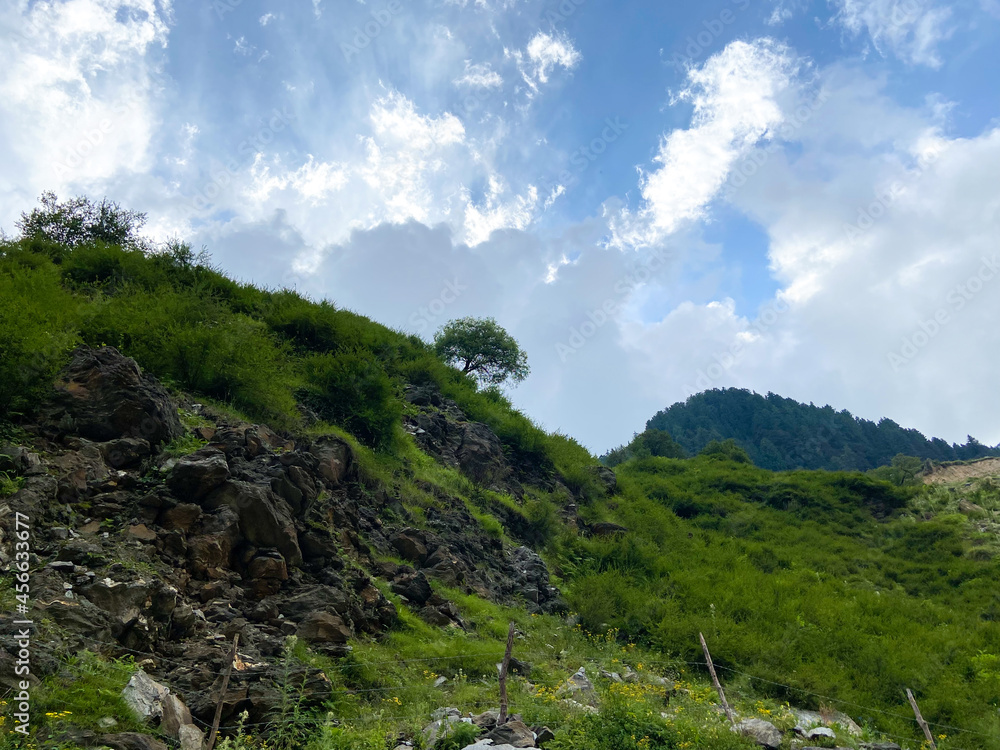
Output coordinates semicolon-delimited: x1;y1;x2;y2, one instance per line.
923;457;1000;485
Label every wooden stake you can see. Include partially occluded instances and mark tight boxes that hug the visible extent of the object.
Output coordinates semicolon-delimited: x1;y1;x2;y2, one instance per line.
699;632;735;724
206;634;240;750
906;689;937;749
498;621;516;726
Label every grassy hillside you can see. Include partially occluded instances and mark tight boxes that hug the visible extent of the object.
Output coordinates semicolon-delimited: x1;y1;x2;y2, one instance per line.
2;198;1000;749
643;388;1000;472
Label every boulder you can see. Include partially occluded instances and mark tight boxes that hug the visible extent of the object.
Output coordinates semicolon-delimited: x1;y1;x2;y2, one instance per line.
160;693;193;738
178;724;205;750
805;727;836;740
559;666;597;706
43;346;182;446
392;528;429;564
485;719;536;748
79;579;153;634
160;503;202;532
310;438;353;485
204;481;302;566
121;670;169;721
731;718;782;749
100;437;151;469
391;571;433;606
296;612;352;645
168;449;230;501
791;707;862;737
860;744;902;750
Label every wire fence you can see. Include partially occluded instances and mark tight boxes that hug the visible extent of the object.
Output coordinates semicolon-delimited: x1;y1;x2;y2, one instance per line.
12;630;993;748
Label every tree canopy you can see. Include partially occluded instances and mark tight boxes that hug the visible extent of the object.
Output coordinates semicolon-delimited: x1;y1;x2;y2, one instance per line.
433;317;530;387
17;191;150;251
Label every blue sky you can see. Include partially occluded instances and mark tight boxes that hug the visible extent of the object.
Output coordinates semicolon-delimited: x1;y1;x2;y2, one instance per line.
2;0;999;452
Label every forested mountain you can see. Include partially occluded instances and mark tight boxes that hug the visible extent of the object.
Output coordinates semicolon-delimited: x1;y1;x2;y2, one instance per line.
646;388;1000;472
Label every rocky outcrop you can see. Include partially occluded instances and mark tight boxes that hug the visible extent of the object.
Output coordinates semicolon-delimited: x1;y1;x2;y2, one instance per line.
40;346;182;446
0;344;573;746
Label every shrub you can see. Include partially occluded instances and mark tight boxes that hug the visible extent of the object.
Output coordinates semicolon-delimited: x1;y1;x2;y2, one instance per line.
299;351;402;450
0;260;79;418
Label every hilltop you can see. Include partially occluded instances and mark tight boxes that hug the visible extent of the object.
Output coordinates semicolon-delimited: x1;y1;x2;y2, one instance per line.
1;197;999;750
641;388;999;472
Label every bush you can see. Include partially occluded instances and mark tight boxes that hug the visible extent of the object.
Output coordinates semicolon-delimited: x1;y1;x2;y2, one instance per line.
0;260;79;417
299;351;402;450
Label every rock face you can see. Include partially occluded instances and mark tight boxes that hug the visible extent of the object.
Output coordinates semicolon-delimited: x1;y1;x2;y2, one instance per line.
41;346;183;445
0;341;576;748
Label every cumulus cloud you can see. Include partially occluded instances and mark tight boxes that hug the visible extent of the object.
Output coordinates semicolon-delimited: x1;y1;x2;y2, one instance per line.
832;0;954;67
611;39;800;248
0;0;171;219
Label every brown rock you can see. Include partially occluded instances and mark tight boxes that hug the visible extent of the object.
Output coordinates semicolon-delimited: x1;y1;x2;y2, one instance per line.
160;503;202;532
128;524;157;542
42;346;183;446
296;612;351;645
160;693;192;738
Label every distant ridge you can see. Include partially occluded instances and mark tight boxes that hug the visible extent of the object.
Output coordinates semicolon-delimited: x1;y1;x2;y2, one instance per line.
646;388;1000;472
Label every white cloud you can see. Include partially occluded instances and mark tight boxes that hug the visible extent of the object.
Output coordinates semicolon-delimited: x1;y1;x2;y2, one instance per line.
832;0;954;67
612;39;799;248
526;32;581;82
463;176;538;245
508;31;581;95
0;0;171;221
259;13;276;26
454;61;503;89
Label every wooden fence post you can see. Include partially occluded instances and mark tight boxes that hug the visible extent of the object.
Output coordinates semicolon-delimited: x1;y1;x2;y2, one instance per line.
498;621;516;726
206;634;240;750
699;632;735;724
906;688;937;749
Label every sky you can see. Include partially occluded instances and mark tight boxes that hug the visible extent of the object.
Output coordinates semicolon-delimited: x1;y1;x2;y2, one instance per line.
1;0;999;453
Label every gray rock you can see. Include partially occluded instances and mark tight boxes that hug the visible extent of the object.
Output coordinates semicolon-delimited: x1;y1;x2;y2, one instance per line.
791;707;862;737
860;744;902;750
178;724;205;750
805;727;836;740
731;717;783;749
121;670;169;721
485;719;535;748
559;666;597;706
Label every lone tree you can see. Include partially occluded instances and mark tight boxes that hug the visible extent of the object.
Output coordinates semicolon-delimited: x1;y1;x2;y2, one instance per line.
434;317;530;387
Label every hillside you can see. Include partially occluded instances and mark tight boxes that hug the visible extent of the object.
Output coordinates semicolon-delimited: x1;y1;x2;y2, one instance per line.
644;388;1000;472
2;199;1000;750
